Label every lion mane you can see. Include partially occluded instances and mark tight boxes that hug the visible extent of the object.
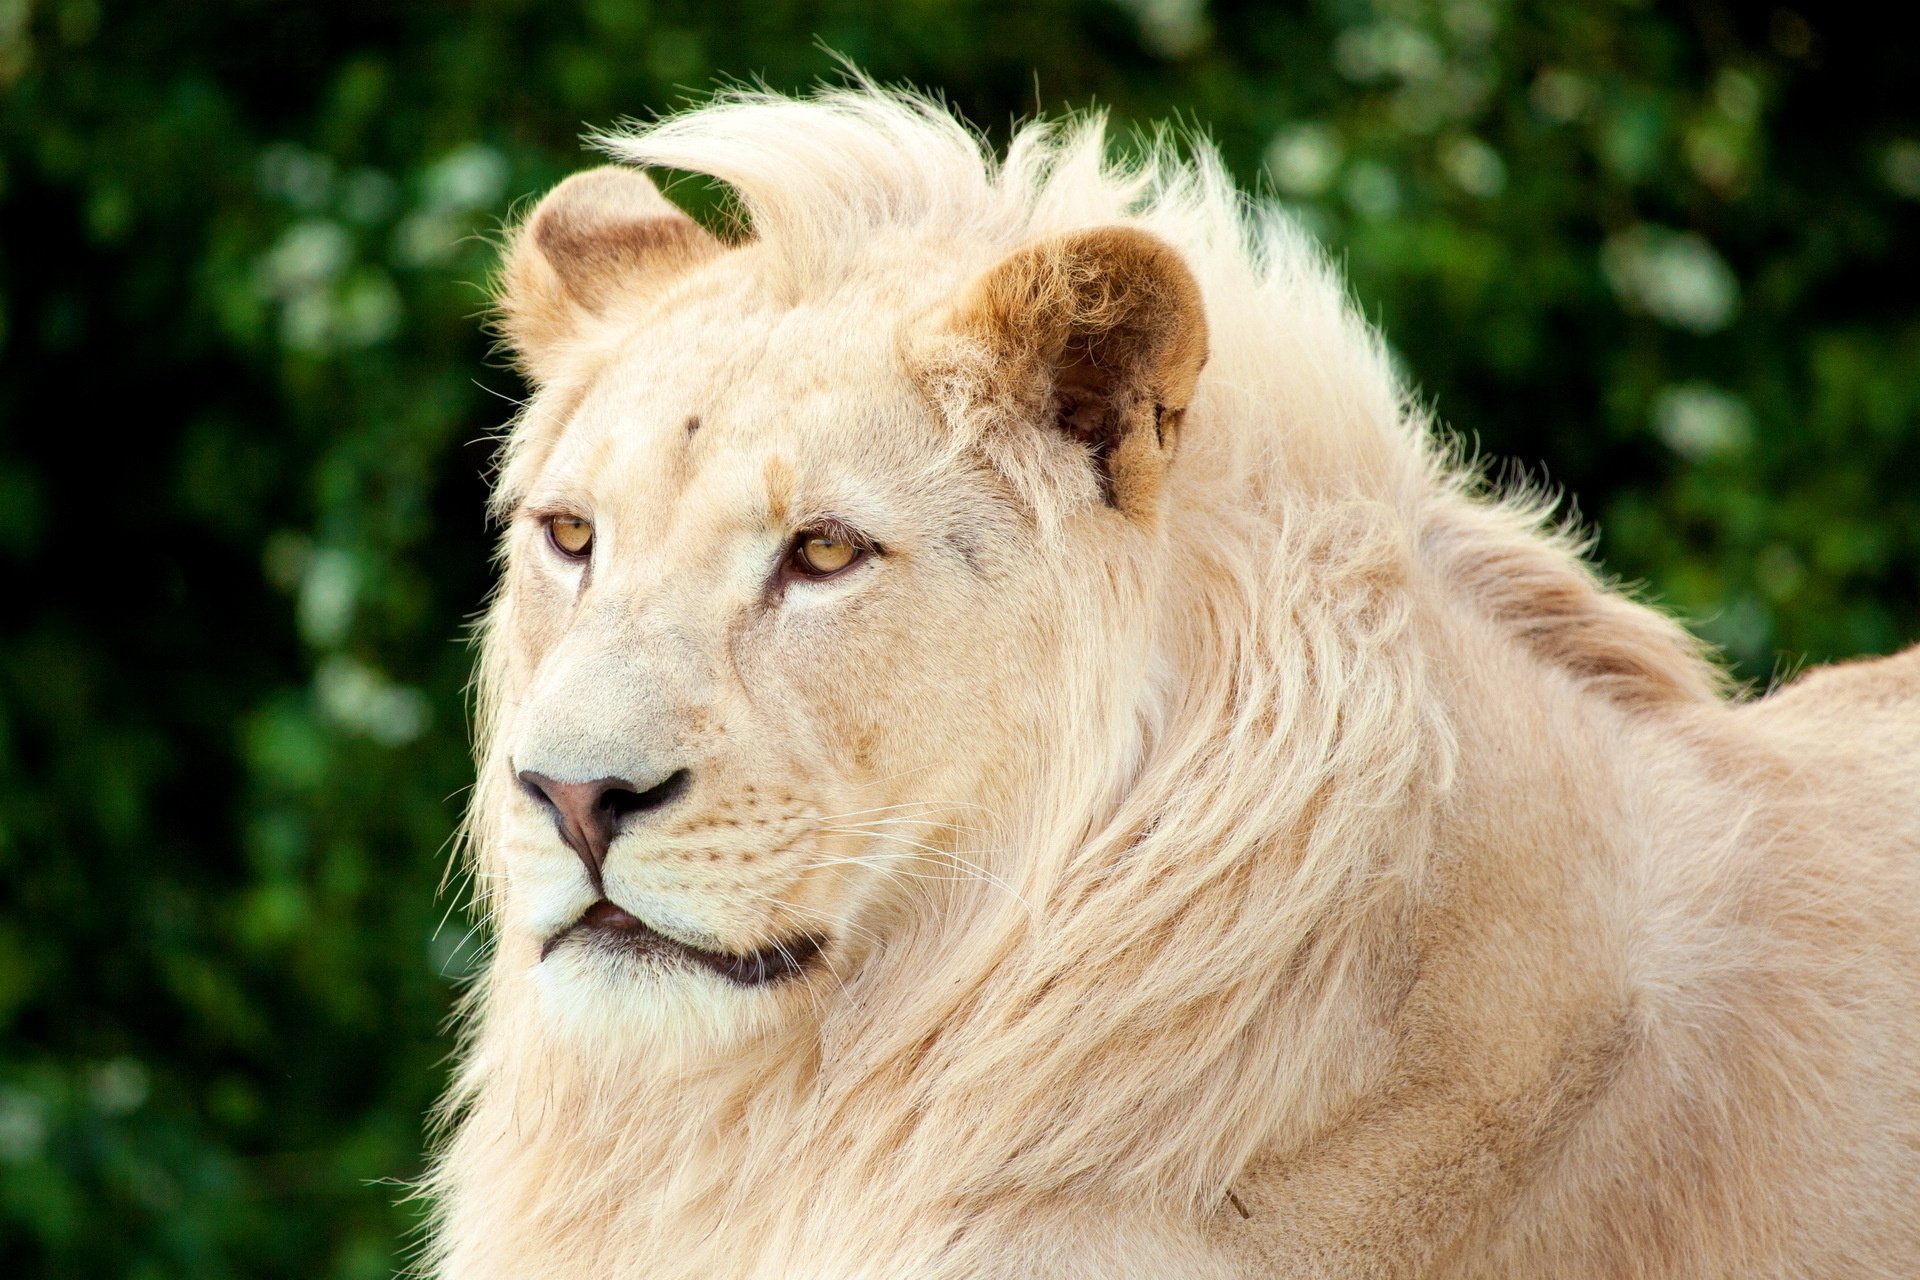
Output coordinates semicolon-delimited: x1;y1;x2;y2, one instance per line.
424;85;1920;1279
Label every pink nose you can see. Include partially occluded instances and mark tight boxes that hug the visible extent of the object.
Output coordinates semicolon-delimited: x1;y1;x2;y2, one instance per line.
515;767;690;889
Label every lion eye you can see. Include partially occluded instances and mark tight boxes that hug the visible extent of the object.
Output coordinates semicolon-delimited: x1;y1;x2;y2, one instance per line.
789;530;860;577
546;514;594;559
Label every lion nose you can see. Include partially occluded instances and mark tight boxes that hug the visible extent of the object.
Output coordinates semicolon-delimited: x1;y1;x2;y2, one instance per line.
515;767;691;889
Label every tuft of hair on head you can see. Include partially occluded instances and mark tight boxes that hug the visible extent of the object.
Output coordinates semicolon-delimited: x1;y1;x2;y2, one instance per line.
593;83;1004;300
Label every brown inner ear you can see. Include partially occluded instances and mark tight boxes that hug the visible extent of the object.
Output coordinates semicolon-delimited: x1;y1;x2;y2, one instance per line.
533;202;718;315
1043;229;1207;511
916;225;1207;517
1055;335;1131;505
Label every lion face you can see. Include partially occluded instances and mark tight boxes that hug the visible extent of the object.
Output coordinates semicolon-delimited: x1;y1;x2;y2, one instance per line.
482;168;1205;1051
496;285;1052;1045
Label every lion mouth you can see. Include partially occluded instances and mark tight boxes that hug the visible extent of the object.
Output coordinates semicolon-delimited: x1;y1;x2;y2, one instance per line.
543;899;823;987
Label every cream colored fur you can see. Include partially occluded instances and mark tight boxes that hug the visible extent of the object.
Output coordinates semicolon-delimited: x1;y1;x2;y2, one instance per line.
424;85;1920;1279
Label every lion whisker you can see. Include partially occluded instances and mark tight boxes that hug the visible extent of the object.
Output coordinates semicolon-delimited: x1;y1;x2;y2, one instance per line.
811;830;1033;916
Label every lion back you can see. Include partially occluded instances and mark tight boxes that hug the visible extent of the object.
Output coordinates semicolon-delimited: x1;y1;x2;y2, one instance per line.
1739;642;1920;872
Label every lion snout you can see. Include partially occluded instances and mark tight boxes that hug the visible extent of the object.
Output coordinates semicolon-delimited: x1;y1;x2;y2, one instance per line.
515;765;693;891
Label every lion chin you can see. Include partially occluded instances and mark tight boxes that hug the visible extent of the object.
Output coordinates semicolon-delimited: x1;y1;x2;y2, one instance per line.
420;83;1920;1280
528;899;827;1057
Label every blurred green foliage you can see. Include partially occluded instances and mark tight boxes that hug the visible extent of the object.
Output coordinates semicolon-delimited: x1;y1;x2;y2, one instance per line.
2;0;1916;1275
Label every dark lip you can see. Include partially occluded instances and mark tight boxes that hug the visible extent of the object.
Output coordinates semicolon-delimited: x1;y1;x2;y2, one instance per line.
541;899;824;987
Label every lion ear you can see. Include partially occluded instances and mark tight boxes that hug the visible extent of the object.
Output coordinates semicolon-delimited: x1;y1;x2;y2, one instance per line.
496;166;723;382
911;226;1207;516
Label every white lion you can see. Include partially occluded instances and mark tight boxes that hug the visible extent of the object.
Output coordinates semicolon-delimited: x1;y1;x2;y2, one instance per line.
424;85;1920;1279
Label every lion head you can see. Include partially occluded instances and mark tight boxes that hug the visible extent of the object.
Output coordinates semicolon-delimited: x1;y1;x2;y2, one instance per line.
475;145;1208;1053
435;90;1747;1280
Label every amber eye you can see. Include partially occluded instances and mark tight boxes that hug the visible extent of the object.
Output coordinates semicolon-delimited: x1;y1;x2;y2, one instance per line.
789;529;861;578
546;514;594;559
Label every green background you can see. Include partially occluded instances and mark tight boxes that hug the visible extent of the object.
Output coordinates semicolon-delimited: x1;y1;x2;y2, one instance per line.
2;1;1915;1275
